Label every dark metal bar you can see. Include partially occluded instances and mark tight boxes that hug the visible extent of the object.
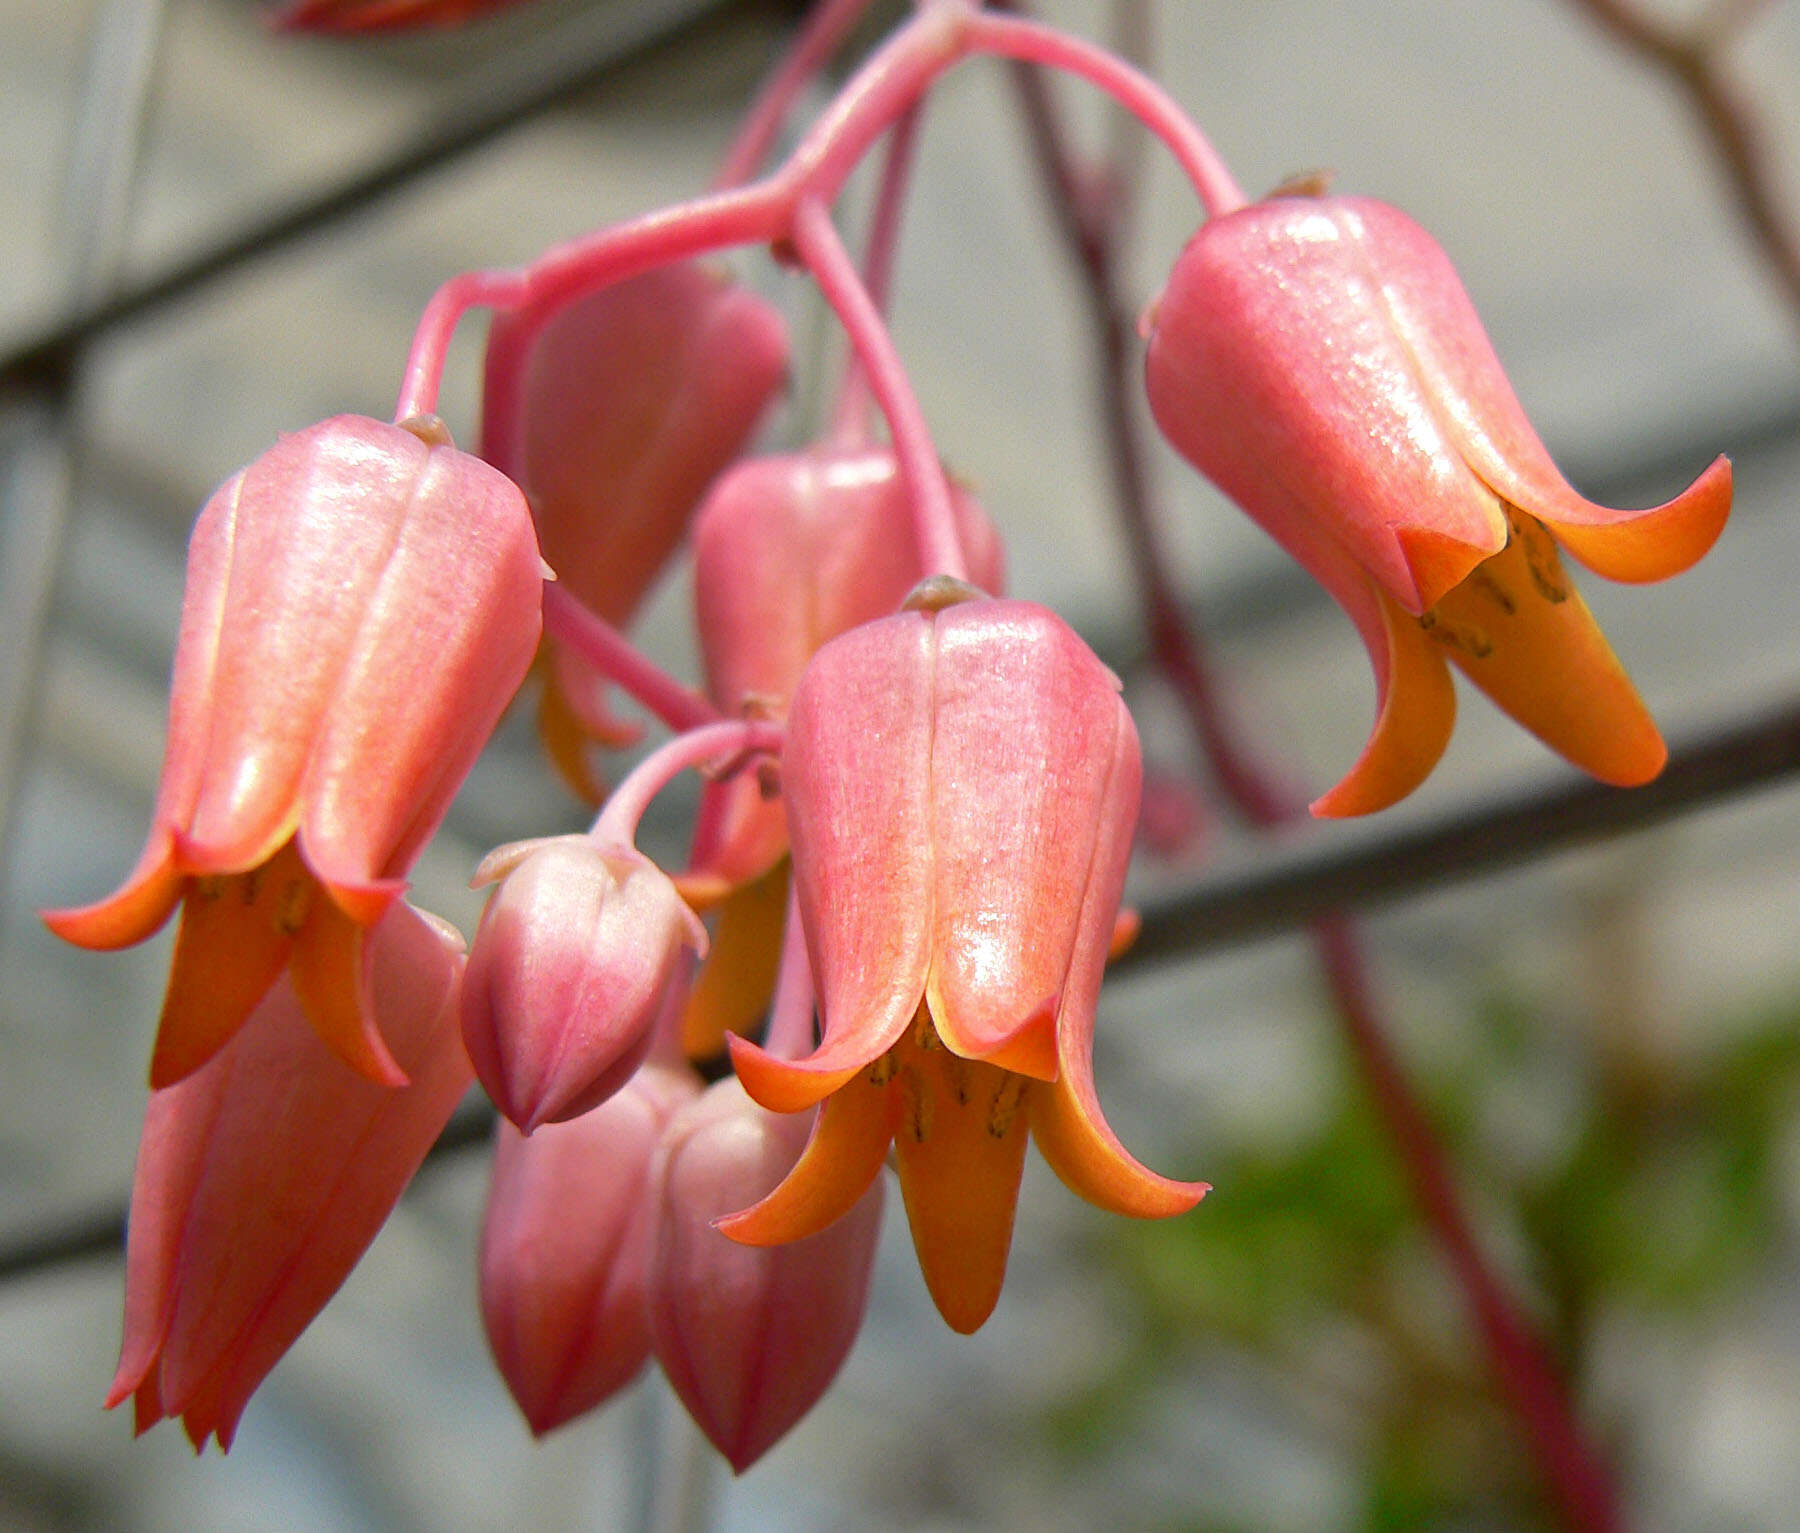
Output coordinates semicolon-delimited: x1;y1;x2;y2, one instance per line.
1119;697;1800;971
0;0;768;394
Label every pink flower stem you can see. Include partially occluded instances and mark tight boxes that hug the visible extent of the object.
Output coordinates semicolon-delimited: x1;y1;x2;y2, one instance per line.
1008;49;1620;1533
963;7;1246;218
793;194;968;581
760;880;818;1062
394;267;527;420
393;185;780;420
831;102;926;447
591;721;785;849
395;2;1245;420
712;0;882;191
540;583;721;735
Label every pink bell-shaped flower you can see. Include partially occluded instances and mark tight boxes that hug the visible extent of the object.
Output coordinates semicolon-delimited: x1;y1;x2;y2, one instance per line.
107;903;472;1449
677;447;1004;1061
683;446;1004;904
724;592;1204;1333
479;1061;700;1436
461;834;706;1132
481;262;789;798
1144;194;1731;815
649;1079;882;1472
44;414;542;1086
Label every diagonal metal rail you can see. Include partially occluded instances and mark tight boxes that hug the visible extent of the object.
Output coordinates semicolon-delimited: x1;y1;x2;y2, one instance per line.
0;0;772;395
1120;695;1800;970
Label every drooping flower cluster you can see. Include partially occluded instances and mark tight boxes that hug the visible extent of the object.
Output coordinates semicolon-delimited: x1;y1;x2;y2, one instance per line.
44;0;1729;1476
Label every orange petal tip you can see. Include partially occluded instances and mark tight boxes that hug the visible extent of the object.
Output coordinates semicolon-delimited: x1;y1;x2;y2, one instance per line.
41;856;184;952
1393;524;1497;614
1544;454;1732;586
1309;591;1456;818
726;1034;861;1115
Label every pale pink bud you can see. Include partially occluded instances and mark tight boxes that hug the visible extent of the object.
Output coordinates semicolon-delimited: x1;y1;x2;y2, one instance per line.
649;1080;881;1472
461;835;706;1132
479;1063;700;1436
107;903;472;1449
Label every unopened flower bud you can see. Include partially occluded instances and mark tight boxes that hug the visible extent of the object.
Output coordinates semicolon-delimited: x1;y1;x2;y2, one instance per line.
648;1080;881;1472
480;1063;699;1435
462;835;705;1132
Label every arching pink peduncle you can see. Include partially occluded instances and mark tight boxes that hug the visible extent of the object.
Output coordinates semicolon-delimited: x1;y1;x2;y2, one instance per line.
394;267;527;421
831;103;926;447
540;583;722;736
393;185;782;422
591;720;785;849
394;1;1245;433
963;7;1246;217
713;0;882;191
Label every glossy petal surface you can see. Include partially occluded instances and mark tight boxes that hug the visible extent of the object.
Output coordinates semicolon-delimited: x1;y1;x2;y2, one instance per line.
686;447;1003;895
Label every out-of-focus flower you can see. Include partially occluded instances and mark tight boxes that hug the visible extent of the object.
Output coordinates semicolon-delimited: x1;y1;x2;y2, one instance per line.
480;1062;699;1436
649;1079;882;1472
481;263;789;798
277;0;533;32
724;594;1204;1333
678;448;1002;1060
1144;194;1731;815
44;414;542;1085
108;904;471;1450
460;834;706;1132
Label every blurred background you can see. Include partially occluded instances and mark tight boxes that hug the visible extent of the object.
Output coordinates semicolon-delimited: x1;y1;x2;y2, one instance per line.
2;0;1799;1527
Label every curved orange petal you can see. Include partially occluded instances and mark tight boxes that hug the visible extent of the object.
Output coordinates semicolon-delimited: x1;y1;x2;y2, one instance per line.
1034;723;1207;1220
1031;1071;1208;1220
1428;515;1665;786
715;1072;897;1246
148;851;311;1089
42;831;184;952
288;896;408;1087
1393;524;1498;615
1528;456;1732;585
891;1042;1032;1334
727;1032;868;1115
1310;577;1457;818
927;988;1060;1081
